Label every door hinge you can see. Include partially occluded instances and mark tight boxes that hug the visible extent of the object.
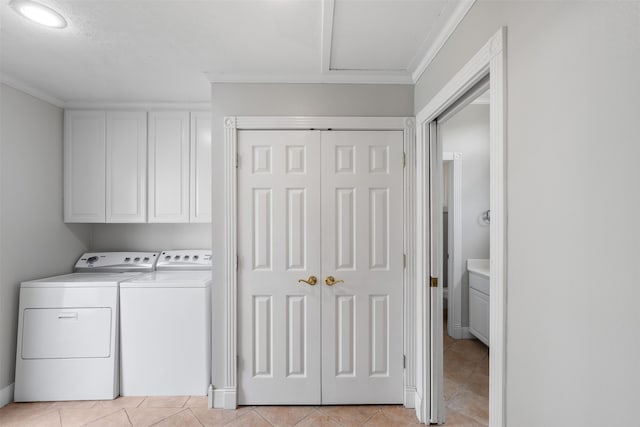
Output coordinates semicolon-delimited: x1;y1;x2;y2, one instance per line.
403;354;406;369
236;153;239;168
236;255;239;271
430;276;438;288
402;152;406;168
403;254;406;268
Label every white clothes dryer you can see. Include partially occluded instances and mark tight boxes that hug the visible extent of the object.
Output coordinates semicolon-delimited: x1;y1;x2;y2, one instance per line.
119;250;212;396
14;252;158;402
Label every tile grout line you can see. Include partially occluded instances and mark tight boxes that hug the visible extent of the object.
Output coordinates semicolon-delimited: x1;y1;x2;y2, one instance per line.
292;407;323;426
149;407;191;426
123;407;134;427
251;407;275;426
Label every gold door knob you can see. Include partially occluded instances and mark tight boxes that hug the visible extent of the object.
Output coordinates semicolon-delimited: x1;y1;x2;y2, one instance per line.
325;276;344;286
298;276;317;286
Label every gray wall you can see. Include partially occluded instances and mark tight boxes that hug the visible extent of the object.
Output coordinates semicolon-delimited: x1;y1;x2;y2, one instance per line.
441;103;490;326
0;84;92;396
90;224;211;251
210;83;414;390
415;1;640;425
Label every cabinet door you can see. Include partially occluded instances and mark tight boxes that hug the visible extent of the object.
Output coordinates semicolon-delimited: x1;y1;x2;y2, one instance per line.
469;288;489;346
64;110;106;223
189;112;211;223
106;112;147;222
148;112;190;222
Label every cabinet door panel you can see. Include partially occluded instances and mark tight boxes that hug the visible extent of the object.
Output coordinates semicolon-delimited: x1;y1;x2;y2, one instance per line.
148;112;190;222
106;111;147;222
190;112;211;223
64;111;106;223
469;288;489;346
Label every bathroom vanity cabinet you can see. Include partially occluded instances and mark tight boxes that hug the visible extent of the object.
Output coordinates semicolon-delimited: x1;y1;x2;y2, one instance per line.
468;259;490;346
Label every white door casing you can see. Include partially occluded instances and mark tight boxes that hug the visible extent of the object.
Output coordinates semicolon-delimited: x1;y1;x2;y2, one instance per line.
320;131;404;404
429;122;444;423
237;129;404;405
237;130;322;404
415;28;507;426
215;117;415;410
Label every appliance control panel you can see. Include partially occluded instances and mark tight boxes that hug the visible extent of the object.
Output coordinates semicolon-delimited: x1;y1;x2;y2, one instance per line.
156;250;212;271
74;252;159;272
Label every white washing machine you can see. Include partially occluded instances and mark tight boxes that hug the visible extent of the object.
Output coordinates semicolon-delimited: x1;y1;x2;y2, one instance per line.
119;249;212;396
14;252;158;402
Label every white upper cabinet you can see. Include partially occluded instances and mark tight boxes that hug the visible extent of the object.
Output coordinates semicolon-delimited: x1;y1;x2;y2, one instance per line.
64;111;106;223
65;109;210;223
106;112;147;223
148;112;190;223
189;112;212;223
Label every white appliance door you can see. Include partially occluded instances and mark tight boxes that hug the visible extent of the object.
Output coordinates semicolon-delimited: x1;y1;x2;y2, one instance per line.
320;131;404;404
237;130;322;404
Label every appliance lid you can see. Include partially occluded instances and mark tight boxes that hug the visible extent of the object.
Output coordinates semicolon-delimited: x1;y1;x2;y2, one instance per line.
155;250;212;271
21;272;143;288
74;252;159;272
119;271;212;288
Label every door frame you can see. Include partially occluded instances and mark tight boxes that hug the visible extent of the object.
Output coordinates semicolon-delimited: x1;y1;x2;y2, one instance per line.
414;27;507;425
443;152;469;340
213;116;416;409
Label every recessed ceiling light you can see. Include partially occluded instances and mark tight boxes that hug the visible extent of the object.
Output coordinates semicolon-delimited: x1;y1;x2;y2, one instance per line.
10;0;67;29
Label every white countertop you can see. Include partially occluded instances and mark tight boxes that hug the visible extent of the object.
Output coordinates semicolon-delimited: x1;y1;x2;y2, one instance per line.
467;259;490;278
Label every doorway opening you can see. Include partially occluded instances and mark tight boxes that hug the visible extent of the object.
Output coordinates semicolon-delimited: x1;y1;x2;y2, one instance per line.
414;28;507;426
214;117;418;410
440;90;491;425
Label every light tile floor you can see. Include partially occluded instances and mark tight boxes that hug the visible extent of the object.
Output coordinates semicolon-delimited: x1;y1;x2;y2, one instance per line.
0;320;488;426
0;398;422;426
443;315;490;426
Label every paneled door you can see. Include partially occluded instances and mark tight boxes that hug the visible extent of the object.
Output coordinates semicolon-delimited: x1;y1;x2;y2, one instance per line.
320;131;404;404
238;131;322;404
238;130;403;405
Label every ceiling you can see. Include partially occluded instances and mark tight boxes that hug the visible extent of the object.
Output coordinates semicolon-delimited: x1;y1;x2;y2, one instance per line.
0;0;474;105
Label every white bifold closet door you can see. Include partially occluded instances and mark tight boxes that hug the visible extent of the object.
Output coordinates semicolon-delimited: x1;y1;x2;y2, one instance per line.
238;130;403;405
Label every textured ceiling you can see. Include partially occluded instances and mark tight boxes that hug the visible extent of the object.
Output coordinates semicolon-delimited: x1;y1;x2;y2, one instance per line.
0;0;472;104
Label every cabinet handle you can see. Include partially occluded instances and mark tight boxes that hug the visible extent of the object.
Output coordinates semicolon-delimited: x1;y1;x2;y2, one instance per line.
57;312;78;319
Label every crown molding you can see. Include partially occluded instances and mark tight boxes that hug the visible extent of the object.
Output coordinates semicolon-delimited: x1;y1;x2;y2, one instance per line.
410;0;476;83
0;73;65;108
206;70;413;85
63;101;210;110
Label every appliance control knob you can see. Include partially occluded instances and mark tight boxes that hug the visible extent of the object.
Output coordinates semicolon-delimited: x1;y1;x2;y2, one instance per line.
124;257;131;262
87;256;98;264
174;255;181;260
143;257;149;262
184;255;190;260
165;255;171;261
134;257;140;262
193;255;199;260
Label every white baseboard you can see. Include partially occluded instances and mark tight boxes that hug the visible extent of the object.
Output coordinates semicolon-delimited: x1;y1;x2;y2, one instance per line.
448;324;476;340
460;326;475;339
414;392;424;423
403;387;416;408
0;383;14;408
212;387;237;409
